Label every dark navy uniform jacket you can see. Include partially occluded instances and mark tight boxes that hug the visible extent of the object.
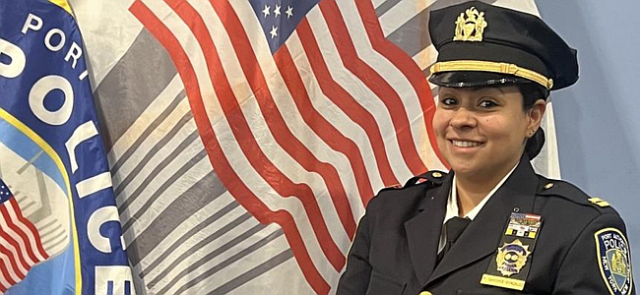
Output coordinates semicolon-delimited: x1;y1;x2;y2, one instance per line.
336;158;634;295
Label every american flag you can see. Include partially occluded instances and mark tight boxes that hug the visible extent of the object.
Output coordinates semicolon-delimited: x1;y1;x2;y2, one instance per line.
127;0;444;293
0;179;48;293
105;0;548;294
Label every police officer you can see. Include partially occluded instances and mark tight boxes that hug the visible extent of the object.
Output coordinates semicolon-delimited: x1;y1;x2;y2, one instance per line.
336;2;634;295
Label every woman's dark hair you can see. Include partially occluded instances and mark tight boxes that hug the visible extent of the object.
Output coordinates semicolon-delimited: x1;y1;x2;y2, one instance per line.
519;83;549;160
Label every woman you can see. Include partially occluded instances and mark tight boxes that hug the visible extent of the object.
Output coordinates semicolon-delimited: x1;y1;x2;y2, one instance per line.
336;2;634;295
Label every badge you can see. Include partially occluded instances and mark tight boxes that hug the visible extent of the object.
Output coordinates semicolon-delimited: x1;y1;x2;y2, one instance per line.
496;239;531;276
596;228;633;295
481;212;542;291
454;7;488;42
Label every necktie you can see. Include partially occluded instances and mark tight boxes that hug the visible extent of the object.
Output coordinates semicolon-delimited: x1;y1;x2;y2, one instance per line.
437;217;471;264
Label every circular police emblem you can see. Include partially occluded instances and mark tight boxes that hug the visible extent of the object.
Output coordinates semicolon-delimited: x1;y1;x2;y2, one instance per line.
596;228;633;295
496;239;530;277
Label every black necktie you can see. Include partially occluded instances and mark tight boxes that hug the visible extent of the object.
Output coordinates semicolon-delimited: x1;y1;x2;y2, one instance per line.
437;217;471;264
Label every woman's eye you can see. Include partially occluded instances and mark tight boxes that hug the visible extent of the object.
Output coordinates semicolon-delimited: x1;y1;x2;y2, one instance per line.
479;100;498;108
441;97;457;106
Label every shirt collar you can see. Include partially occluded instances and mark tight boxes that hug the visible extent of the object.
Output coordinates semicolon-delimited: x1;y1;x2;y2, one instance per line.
443;162;520;223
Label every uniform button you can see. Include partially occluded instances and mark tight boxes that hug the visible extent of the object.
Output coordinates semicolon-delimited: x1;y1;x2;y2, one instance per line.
432;172;443;178
544;183;554;189
420;292;433;295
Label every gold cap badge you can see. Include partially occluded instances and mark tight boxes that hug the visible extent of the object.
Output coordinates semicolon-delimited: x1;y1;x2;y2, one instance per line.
454;7;488;42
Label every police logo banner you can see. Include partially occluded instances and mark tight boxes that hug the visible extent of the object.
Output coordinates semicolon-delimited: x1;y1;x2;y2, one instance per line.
0;0;133;294
596;228;633;295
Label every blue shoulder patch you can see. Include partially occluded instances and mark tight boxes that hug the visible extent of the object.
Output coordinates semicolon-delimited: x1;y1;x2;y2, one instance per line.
595;228;633;295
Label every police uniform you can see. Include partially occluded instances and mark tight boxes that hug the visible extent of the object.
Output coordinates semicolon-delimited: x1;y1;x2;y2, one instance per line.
336;2;634;295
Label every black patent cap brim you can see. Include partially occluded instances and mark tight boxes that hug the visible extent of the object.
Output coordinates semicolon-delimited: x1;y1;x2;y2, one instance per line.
428;71;532;88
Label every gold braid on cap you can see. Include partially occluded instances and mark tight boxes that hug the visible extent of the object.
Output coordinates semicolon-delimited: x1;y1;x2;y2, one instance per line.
430;60;554;90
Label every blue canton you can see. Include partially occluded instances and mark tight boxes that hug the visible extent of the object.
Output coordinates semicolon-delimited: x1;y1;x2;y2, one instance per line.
0;178;13;203
248;0;320;53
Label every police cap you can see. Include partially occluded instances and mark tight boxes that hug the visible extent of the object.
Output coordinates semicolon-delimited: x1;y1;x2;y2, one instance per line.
428;1;579;91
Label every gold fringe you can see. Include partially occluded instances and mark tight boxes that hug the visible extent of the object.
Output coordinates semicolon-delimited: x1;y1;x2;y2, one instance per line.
430;60;553;89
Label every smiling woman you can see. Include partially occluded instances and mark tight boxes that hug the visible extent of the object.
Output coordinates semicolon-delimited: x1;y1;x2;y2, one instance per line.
433;85;544;211
336;1;634;295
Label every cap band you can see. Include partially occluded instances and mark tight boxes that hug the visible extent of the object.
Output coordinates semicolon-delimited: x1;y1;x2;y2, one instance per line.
430;60;554;90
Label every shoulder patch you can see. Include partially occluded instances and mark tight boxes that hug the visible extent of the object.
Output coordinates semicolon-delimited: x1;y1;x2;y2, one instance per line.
595;228;633;295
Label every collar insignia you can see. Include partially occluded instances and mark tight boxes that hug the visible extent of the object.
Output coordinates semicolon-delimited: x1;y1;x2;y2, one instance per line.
596;228;633;295
454;7;488;42
496;239;531;277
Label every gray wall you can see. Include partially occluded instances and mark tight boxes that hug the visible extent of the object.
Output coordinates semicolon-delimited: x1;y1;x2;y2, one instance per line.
537;0;640;275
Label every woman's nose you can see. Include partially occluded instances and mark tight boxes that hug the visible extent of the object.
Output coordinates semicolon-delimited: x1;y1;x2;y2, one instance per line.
449;108;477;129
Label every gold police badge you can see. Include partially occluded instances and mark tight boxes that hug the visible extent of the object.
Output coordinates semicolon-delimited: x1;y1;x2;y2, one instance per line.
453;7;488;42
496;239;531;277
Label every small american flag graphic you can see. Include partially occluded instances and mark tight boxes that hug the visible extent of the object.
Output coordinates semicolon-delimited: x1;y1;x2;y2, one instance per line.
0;178;48;293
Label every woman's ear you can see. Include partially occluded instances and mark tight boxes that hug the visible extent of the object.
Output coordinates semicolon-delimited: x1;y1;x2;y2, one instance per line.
527;99;547;136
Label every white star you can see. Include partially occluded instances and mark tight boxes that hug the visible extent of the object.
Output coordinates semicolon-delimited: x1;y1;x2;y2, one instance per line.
274;5;281;17
286;6;294;18
262;4;270;17
270;26;278;39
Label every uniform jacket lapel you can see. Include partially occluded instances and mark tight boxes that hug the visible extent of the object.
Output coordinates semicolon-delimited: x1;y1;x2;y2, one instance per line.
426;158;540;286
404;173;451;285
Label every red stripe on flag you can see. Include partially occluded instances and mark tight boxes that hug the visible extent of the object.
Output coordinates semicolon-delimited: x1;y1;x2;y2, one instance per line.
274;46;375;207
204;0;346;270
318;0;427;176
355;0;448;169
0;244;26;280
296;18;399;189
8;199;48;260
0;222;31;271
0;252;22;284
0;259;17;287
129;2;332;294
0;205;38;264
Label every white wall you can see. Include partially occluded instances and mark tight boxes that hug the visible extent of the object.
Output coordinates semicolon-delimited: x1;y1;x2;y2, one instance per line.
537;0;640;276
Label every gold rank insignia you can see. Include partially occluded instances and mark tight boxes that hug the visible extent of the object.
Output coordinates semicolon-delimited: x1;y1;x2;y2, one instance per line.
496;239;531;277
589;197;611;208
454;7;488;42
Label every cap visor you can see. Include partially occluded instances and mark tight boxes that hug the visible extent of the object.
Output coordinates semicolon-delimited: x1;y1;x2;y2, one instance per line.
428;71;532;88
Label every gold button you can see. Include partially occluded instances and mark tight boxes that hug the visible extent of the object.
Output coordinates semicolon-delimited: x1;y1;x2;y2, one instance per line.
432;172;442;178
420;292;433;295
544;183;554;190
